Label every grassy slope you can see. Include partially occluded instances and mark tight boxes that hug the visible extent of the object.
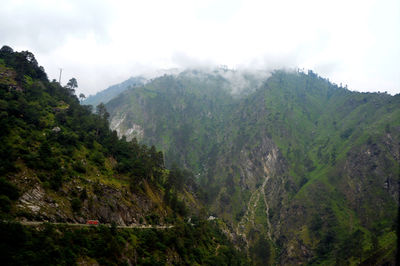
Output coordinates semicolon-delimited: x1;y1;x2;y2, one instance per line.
106;69;399;264
107;73;235;173
250;71;399;263
0;48;249;265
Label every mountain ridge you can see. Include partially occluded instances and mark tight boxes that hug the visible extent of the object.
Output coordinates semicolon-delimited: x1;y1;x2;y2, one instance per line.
0;46;248;265
105;68;400;264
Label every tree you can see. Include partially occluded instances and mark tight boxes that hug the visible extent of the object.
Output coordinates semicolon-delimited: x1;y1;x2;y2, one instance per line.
168;164;184;191
79;93;86;102
66;78;78;95
250;236;271;265
67;78;78;89
96;103;109;121
0;45;13;54
21;51;38;66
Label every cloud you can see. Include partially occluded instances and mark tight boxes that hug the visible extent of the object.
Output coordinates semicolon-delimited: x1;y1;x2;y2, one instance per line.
0;0;113;52
171;52;216;69
0;0;399;95
313;62;339;77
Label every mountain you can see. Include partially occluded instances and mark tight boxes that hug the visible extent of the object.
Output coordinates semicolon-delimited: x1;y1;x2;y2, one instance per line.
106;68;400;264
0;46;248;265
82;68;184;108
82;76;147;107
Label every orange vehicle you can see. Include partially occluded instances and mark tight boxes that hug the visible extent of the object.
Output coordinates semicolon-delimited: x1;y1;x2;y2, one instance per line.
86;220;99;225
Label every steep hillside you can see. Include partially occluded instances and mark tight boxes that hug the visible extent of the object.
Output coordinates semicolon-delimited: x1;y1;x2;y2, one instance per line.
217;70;400;264
106;69;267;172
0;46;248;265
107;68;400;264
82;76;147;107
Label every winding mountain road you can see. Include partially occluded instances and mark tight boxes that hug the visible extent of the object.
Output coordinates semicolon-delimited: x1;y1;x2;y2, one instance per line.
18;221;174;229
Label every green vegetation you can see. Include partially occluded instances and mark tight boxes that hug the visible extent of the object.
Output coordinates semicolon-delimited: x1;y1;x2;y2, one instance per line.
82;76;147;107
0;46;248;265
105;68;399;264
2;44;398;264
0;220;248;265
106;70;236;174
0;45;168;199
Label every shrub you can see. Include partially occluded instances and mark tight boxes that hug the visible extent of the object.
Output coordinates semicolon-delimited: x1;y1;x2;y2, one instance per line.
0;195;12;213
0;178;20;200
71;198;82;213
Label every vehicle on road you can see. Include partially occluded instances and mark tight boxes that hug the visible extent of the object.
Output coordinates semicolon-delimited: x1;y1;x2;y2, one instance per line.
86;220;99;225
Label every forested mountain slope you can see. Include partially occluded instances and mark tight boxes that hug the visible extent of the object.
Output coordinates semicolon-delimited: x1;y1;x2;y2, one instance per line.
106;68;400;264
0;46;248;265
82;76;147;107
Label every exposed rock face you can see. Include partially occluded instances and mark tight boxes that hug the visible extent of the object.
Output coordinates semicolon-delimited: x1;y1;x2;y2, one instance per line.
208;134;293;253
14;173;167;225
110;114;144;141
337;134;400;227
103;69;400;264
19;185;45;214
52;126;61;133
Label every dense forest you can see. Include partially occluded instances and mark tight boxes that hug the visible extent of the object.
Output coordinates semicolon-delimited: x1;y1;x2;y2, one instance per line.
0;46;248;265
1;44;399;265
103;67;400;264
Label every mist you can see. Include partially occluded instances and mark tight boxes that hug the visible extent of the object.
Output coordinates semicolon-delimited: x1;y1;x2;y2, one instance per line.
1;0;399;96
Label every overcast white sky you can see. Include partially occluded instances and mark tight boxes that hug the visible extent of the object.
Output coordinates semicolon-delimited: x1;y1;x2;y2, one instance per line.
1;0;399;95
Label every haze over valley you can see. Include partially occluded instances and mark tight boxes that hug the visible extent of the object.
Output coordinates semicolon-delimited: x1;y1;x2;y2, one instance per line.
0;0;399;265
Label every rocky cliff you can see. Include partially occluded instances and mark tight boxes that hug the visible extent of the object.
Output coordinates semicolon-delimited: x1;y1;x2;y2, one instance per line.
105;68;400;264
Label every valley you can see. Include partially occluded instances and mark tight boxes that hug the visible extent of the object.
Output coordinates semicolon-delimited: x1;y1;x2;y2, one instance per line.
0;47;248;265
1;46;398;265
101;68;400;264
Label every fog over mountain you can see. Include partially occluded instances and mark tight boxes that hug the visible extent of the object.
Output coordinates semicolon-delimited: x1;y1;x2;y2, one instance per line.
1;0;399;264
1;0;399;95
1;32;399;265
100;67;399;264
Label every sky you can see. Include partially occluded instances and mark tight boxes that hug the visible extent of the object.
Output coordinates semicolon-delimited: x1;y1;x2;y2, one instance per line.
1;0;399;96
